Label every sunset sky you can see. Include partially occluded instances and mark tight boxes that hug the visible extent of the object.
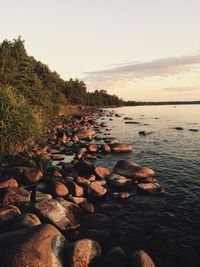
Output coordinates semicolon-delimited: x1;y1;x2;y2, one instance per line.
1;0;200;101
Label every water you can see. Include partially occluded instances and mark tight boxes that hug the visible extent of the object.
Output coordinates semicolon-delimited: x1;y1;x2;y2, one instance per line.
97;105;200;267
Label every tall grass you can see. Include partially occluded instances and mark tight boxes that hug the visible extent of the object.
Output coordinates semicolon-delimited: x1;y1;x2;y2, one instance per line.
0;86;42;159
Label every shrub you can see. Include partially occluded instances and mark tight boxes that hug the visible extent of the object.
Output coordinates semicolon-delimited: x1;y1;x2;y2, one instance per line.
0;86;42;158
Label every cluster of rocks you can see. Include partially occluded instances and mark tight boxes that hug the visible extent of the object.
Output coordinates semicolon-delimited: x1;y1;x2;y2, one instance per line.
0;108;164;266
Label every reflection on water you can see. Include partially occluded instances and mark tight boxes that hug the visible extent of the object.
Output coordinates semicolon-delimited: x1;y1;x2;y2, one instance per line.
98;105;200;267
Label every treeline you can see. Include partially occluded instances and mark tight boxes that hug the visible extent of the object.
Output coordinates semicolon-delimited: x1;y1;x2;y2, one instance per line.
0;37;122;158
124;101;200;106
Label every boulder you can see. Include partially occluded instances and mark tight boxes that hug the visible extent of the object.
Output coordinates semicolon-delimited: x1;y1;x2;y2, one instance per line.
107;173;131;188
10;213;41;230
23;168;43;183
0;224;66;267
113;160;141;178
76;176;90;187
104;247;128;267
88;144;98;153
131;250;156;267
66;181;84;197
0;205;21;226
87;182;107;198
137;183;165;195
133;167;155;179
94;166;111;179
34;199;79;232
74;160;95;176
52;181;69;197
35;191;53;202
69;239;101;267
0;178;18;189
101;144;111;153
76;128;96;139
2;187;30;206
80;202;95;214
111;144;133;153
112;192;132;199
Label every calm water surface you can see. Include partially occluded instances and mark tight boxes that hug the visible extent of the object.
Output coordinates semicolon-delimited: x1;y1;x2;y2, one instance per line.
97;105;200;267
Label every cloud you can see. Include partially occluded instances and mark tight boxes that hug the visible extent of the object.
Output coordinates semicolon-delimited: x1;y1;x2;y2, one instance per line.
161;86;200;92
83;54;200;83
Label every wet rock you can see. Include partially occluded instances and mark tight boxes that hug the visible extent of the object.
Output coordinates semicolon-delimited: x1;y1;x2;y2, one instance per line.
112;192;132;199
76;128;96;139
56;197;82;218
74;160;95;176
80;202;95;214
88;175;96;182
107;173;132;188
34;199;79;231
88;144;98;153
137;183;165;194
2;187;30;206
0;178;18;189
0;205;21;226
51;155;65;161
94;166;111;179
100;122;108;127
133;167;155;180
189;129;198;132
66;181;84;197
104;247;128;267
174;127;183;130
68;239;101;267
101;144;111;153
111;143;133;153
139;131;153;136
114;160;141;178
87;182;107;198
67;196;87;205
23;168;43;183
0;224;66;267
131;250;156;267
52;180;69;197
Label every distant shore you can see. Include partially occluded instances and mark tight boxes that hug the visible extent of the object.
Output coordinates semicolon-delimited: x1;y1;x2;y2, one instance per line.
124;100;200;106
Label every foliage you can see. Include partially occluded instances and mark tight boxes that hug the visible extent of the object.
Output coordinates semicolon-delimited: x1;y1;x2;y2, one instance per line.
0;86;42;158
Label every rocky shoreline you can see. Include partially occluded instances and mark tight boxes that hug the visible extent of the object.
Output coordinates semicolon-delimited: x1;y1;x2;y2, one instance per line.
0;108;165;267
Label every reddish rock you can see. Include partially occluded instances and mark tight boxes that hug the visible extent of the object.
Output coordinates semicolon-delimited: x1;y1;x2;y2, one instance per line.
137;183;165;195
113;160;141;178
0;178;18;189
112;192;132;199
67;196;87;205
88;144;98;153
133;167;155;179
52;180;69;197
69;239;101;267
94;166;111;179
131;250;156;267
56;197;82;218
0;224;66;267
10;213;41;230
23;168;43;183
81;202;95;214
107;173;131;188
51;155;65;161
2;187;30;207
67;181;84;197
88;175;96;182
0;205;21;226
101;144;111;153
76;128;96;139
35;199;80;232
35;191;53;202
111;143;133;153
76;176;90;187
87;182;107;198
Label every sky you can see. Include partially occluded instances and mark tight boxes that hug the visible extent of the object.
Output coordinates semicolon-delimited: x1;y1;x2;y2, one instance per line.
1;0;200;101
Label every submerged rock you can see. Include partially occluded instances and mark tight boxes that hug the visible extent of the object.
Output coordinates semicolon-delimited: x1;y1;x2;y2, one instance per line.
131;250;156;267
111;143;133;153
87;182;107;198
107;173;131;188
113;160;141;178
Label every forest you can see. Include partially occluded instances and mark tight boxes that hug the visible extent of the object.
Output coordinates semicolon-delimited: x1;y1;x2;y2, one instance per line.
0;38;123;158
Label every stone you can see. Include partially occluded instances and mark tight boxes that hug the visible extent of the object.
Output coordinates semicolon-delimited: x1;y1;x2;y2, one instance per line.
0;205;21;226
94;166;111;179
35;191;53;202
67;196;87;205
76;176;91;187
0;224;66;267
23;168;43;183
107;173;132;188
76;128;96;139
74;160;95;176
174;127;183;130
112;192;132;199
11;213;41;230
80;202;95;214
101;144;111;153
0;178;18;189
66;181;84;197
2;187;30;207
113;160;141;178
51;155;65;161
87;182;107;198
34;199;79;232
69;239;101;267
137;183;165;194
104;247;128;267
139;131;153;136
133;167;155;180
88;144;98;153
111;143;133;153
131;250;156;267
56;198;82;218
52;181;69;197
